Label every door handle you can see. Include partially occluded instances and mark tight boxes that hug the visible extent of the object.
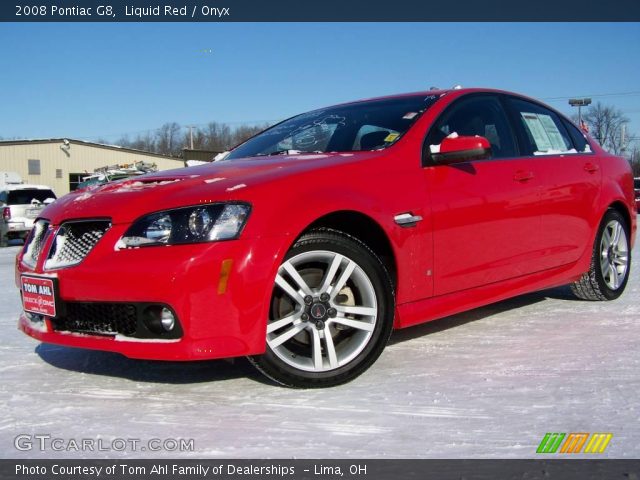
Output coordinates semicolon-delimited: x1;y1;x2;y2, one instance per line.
513;170;534;182
584;162;599;173
394;213;423;227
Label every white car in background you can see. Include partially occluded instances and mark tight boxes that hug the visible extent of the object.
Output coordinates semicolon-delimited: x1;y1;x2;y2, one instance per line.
1;175;56;247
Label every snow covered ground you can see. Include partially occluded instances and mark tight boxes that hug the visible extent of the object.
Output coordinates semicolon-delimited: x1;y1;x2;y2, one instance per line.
0;242;638;459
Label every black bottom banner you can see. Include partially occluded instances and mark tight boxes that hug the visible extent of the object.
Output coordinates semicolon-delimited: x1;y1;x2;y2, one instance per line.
1;459;640;480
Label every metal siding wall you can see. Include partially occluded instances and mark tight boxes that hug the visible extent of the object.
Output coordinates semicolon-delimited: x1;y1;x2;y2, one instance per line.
0;142;184;196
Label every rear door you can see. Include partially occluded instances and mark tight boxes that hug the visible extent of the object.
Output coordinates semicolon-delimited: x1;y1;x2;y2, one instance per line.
424;94;547;296
504;97;601;269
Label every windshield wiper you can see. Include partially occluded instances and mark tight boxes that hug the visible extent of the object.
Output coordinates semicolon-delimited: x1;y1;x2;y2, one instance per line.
253;149;321;157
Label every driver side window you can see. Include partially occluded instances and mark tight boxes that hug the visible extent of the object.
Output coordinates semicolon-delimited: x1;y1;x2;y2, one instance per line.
425;95;517;162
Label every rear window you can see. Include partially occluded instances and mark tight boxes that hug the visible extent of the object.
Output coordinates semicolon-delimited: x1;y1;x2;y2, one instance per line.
507;98;576;156
7;189;56;205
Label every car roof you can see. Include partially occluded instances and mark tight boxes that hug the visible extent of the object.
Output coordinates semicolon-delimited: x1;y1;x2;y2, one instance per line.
330;88;453;107
336;87;557;108
338;87;582;129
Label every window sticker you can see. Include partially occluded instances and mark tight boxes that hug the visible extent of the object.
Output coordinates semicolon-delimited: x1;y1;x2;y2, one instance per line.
521;112;570;154
537;114;568;150
384;133;400;143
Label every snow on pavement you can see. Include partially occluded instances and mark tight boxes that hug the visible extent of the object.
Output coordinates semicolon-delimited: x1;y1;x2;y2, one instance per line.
0;243;638;458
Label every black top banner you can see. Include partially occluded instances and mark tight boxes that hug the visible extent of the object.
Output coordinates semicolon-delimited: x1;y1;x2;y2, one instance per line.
2;0;640;22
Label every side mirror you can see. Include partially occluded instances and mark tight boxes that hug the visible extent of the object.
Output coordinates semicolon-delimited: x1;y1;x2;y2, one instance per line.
431;135;492;165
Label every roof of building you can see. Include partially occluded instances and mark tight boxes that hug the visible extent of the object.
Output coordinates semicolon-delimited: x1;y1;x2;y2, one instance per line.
0;138;184;161
182;148;222;162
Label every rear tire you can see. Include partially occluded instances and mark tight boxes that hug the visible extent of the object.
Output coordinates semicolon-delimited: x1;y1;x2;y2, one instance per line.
249;229;394;388
0;232;8;248
571;209;630;301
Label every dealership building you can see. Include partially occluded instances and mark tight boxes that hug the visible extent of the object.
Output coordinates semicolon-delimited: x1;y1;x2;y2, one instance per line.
0;138;185;196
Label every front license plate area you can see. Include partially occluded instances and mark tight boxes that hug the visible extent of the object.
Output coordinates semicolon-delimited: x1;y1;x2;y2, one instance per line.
21;275;59;318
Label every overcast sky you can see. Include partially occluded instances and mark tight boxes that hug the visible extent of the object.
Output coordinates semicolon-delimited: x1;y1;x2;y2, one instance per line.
1;23;639;142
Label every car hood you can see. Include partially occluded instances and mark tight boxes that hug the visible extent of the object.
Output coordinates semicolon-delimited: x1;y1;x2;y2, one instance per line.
41;152;377;225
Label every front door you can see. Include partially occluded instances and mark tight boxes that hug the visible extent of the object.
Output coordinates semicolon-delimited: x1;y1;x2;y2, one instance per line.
423;94;547;296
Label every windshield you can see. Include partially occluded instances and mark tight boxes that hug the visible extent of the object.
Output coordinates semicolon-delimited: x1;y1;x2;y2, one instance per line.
226;94;441;160
8;189;56;205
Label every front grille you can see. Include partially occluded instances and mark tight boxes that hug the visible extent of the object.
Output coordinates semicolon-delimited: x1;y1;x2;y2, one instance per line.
45;220;111;269
53;303;137;336
22;220;50;267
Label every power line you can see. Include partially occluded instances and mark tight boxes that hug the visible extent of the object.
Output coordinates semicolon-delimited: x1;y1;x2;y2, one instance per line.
542;91;640;101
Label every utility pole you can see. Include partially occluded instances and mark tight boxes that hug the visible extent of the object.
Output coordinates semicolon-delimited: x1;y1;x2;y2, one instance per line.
187;125;196;150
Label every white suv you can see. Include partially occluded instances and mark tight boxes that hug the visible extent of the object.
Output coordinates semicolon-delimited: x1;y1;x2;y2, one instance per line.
1;182;56;247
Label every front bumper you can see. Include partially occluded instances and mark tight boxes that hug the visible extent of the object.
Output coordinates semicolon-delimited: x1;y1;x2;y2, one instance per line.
16;223;288;360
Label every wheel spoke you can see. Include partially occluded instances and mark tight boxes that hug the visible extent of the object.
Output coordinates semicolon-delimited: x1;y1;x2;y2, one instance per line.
613;254;628;266
275;274;305;305
268;323;306;349
334;305;377;317
281;261;313;296
608;264;618;289
311;328;323;370
324;328;339;368
602;228;612;249
600;255;610;275
612;223;621;247
332;316;375;332
267;313;299;334
330;259;356;298
319;253;343;293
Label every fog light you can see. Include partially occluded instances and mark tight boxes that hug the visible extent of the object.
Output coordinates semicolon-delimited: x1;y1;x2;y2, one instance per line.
143;305;178;335
160;307;175;332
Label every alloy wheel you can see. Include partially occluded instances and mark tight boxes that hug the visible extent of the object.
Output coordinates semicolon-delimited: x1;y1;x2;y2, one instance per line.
267;250;378;372
599;219;629;291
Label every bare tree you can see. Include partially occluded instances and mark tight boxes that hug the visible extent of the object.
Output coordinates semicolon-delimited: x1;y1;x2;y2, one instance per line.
110;121;271;157
578;102;630;155
230;124;268;149
156;122;183;156
129;132;156;152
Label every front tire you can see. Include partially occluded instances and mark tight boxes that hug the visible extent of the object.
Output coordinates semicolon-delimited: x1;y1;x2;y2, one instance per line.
249;229;394;388
571;209;631;301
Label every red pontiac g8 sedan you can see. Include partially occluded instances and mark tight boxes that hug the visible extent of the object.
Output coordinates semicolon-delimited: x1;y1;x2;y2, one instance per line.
16;88;636;387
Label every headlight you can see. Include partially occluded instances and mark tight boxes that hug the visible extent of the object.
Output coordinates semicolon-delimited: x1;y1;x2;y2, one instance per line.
117;203;250;248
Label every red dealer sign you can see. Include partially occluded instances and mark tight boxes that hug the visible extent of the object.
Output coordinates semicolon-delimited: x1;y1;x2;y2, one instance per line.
21;276;57;317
